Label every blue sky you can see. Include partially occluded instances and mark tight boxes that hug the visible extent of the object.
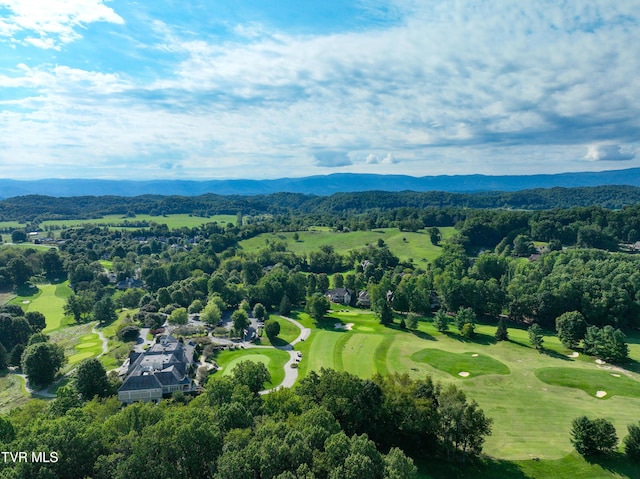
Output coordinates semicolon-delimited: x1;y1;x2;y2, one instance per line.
0;0;639;180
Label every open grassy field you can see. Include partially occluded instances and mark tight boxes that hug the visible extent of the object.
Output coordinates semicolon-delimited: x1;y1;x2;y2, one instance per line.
39;214;238;231
214;348;290;389
10;282;73;333
238;226;457;263
254;317;301;347
277;305;640;470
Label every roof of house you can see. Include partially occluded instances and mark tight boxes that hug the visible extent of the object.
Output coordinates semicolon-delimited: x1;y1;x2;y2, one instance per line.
119;335;194;395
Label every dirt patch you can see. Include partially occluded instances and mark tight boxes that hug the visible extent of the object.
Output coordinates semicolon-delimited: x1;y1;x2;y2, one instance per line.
458;371;470;377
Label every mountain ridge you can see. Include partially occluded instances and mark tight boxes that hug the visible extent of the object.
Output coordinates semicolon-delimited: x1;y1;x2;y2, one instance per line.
1;168;640;198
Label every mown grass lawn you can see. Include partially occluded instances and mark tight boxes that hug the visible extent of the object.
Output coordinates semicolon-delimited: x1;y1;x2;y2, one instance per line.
10;282;74;333
535;367;640;400
288;306;640;466
214;348;290;389
411;348;510;379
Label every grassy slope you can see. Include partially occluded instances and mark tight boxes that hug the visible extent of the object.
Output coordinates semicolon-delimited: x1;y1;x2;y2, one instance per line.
238;226;457;263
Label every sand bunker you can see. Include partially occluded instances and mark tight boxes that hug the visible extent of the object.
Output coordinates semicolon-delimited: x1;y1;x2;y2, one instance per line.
334;323;354;330
595;359;606;364
611;373;621;378
596;390;607;398
472;354;479;357
568;352;579;358
22;300;29;304
458;371;470;377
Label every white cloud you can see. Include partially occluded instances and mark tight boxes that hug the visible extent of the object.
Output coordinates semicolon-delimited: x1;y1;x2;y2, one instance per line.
584;144;635;162
0;0;124;48
1;1;640;179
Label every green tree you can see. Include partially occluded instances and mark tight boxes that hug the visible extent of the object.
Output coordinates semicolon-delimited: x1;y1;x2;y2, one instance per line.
455;307;476;332
555;311;586;349
265;320;281;340
25;311;47;332
75;358;112;401
379;301;393;325
93;296;117;325
306;293;330;321
428;227;441;246
201;301;222;326
21;342;65;389
0;415;15;443
232;360;271;394
528;323;544;350
571;416;618;456
624;422;640;462
405;313;419;330
495;317;508;341
512;234;535;257
279;294;292;316
11;229;27;243
384;447;418;479
252;302;267;321
188;299;204;314
8;257;31;286
169;307;188;325
332;273;345;289
231;309;250;337
433;309;450;333
461;322;475;339
0;342;7;370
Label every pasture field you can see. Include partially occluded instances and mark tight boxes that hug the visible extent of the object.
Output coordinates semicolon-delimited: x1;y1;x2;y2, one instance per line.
238;226;457;262
39;214;237;231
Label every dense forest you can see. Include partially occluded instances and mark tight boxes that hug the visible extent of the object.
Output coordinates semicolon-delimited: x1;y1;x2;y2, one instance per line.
3;185;640;222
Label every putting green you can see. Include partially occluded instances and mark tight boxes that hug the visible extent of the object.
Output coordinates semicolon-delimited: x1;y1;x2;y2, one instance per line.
535;367;640;399
75;342;100;350
68;351;94;363
411;349;510;379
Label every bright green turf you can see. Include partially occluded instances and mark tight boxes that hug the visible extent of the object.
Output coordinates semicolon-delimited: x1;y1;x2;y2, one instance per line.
39;214;237;231
535;367;640;399
411;349;510;379
215;348;289;389
10;282;73;333
417;451;639;479
290;307;640;462
255;317;301;347
237;226;457;263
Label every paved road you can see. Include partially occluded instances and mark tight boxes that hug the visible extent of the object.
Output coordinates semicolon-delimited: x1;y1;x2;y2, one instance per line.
258;315;309;395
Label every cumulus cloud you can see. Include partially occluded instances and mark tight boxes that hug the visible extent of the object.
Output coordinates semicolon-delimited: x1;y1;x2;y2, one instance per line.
0;0;124;48
584;144;635;162
312;151;353;167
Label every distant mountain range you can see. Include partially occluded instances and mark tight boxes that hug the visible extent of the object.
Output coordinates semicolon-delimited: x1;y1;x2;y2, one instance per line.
2;168;640;198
